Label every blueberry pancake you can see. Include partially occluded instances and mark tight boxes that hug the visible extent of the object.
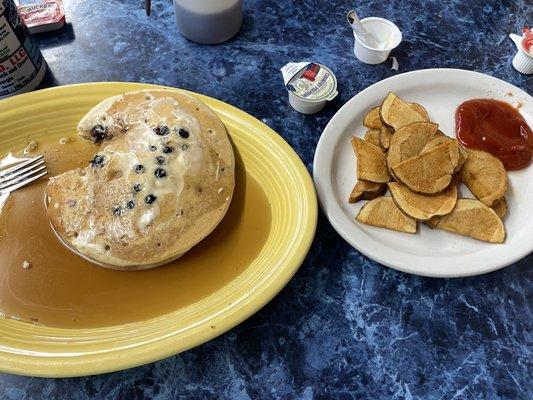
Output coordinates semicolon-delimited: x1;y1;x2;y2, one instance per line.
46;89;235;270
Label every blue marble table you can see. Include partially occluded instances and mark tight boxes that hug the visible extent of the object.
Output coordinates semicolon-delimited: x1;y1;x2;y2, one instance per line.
1;0;532;398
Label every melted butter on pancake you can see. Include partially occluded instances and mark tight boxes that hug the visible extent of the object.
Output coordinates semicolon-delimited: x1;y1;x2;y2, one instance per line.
71;97;205;249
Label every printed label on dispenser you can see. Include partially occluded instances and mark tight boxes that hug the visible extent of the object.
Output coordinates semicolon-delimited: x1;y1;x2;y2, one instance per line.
0;0;45;98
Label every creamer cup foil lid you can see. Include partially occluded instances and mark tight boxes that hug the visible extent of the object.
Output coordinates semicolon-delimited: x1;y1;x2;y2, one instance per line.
281;62;338;102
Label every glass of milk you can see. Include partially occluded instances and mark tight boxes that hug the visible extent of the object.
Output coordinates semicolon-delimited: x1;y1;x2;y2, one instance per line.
173;0;242;44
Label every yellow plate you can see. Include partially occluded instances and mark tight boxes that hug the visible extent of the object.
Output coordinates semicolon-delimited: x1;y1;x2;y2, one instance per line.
0;83;317;377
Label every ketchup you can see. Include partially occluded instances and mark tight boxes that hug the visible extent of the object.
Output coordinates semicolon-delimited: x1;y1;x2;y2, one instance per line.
455;99;533;170
522;27;533;54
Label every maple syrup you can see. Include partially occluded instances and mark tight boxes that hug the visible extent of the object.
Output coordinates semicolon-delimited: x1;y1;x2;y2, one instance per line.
0;135;271;328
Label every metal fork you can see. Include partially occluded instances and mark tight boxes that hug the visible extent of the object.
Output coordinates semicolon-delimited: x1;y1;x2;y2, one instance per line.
0;155;47;195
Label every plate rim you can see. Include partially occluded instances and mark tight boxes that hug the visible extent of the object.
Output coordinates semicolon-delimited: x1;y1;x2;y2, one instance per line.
0;82;318;377
313;68;533;278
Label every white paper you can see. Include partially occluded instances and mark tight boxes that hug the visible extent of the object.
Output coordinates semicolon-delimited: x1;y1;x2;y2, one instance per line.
280;62;311;85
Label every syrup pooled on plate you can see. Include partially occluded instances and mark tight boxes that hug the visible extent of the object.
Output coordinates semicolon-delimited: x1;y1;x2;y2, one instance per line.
0;135;271;328
455;98;533;170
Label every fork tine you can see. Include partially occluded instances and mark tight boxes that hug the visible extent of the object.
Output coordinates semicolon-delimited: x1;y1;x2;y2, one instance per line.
0;158;46;184
0;155;44;179
0;170;48;194
0;164;47;191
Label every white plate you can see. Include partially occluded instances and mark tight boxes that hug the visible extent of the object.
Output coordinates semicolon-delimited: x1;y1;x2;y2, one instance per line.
314;69;533;278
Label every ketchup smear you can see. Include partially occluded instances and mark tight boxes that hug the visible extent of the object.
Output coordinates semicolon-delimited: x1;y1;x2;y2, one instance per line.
455;99;533;170
522;27;533;53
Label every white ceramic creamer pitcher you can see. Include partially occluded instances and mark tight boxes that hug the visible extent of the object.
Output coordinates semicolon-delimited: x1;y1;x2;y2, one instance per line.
173;0;243;44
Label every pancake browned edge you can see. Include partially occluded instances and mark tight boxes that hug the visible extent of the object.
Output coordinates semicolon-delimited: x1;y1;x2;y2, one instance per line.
45;89;235;270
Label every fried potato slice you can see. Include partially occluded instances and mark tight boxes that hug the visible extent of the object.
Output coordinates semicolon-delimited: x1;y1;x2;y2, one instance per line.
351;137;391;183
364;129;381;148
408;102;430;121
425;216;440;229
380;92;426;130
456;146;468;172
393;140;459;194
387;121;439;169
363;107;383;130
461;149;507;207
388;182;457;220
356;197;417;233
450;172;462;186
424;172;463;227
379;125;394;151
421;135;467;173
349;180;387;203
433;199;505;243
491;197;507;219
421;135;450;152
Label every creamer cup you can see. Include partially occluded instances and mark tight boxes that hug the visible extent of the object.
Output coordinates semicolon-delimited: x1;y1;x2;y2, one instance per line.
281;62;338;114
353;17;402;65
510;31;533;75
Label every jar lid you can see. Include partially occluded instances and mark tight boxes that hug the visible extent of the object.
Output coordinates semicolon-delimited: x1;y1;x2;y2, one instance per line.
281;62;338;102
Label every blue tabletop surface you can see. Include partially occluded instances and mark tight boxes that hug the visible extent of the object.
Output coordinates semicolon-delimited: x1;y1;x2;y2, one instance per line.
1;0;532;399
